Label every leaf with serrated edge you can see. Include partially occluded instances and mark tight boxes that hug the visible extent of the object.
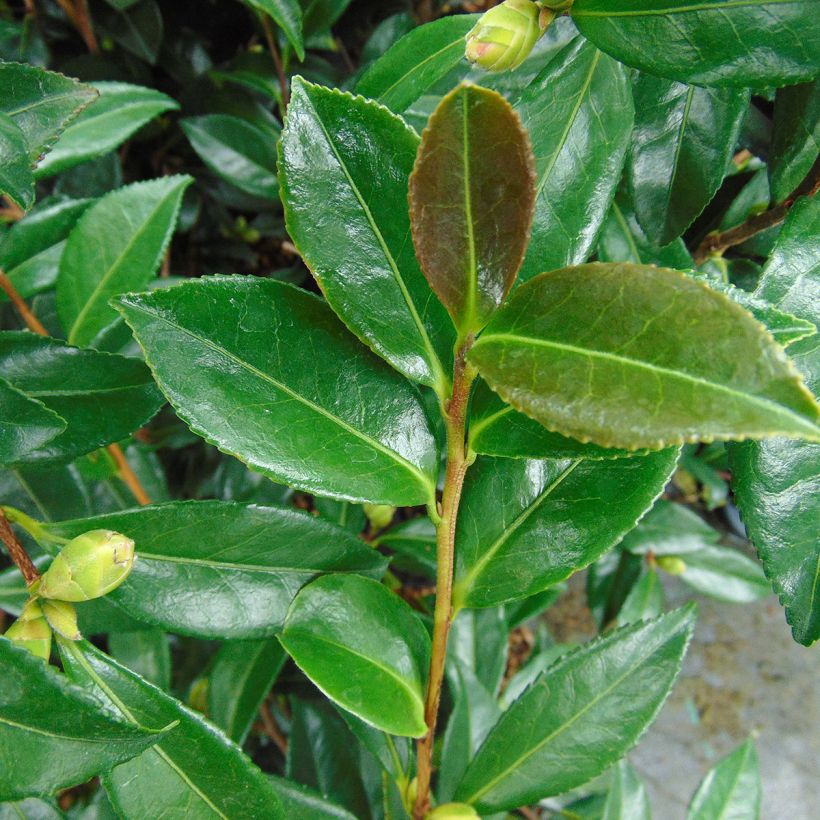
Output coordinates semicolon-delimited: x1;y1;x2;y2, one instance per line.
0;114;34;210
687;738;761;820
0;377;66;464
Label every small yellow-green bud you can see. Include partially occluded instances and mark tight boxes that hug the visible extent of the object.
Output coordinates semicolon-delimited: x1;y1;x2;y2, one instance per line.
38;529;135;602
427;803;480;819
363;503;395;531
41;599;81;640
4;599;52;660
657;555;688;576
465;0;551;72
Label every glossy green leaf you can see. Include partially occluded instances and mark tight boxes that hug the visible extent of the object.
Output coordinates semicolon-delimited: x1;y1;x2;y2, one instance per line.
769;81;819;203
281;574;430;737
408;83;535;335
375;516;437;577
498;644;570;710
41;500;387;638
108;629;171;690
115;277;438;506
571;0;819;88
446;606;509;697
336;709;412;783
0;198;94;303
280;78;452;388
96;0;163;64
57;175;192;348
0;797;62;819
620;499;719;555
602;759;651;820
59;639;284;819
182;115;278;199
355;15;477;114
676;544;770;603
616;568;664;626
34;83;178;178
245;0;304;60
628;74;749;245
468;262;820;451
300;0;353;37
0;377;65;464
514;37;633;280
270;775;357;819
0;332;163;463
0;62;96;164
0;113;33;210
0;637;162;802
313;498;366;534
687;738;761;820
208;638;286;743
455;606;696;812
452;449;678;609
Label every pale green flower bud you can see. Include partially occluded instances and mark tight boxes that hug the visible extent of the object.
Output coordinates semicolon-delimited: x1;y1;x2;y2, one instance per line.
427;803;480;819
657;555;688;576
38;529;135;602
465;0;552;72
363;503;395;531
4;598;52;660
41;599;81;640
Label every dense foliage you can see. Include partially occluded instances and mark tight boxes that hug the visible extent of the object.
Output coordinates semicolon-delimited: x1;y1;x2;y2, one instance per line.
0;0;817;818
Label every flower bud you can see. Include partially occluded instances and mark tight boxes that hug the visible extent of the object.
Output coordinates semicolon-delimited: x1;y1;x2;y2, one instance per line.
4;599;52;660
41;599;81;640
38;529;135;602
465;0;551;72
657;555;688;576
363;503;395;531
427;803;480;819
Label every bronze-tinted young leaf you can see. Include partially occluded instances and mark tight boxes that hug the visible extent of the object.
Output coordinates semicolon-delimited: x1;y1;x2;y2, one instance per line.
408;83;535;334
469;263;820;450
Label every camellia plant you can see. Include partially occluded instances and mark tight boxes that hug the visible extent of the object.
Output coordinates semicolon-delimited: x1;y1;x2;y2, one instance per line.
0;0;818;818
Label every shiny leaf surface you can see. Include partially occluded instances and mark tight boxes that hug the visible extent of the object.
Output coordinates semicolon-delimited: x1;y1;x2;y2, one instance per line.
245;0;304;60
280;574;430;737
116;277;438;505
452;450;678;609
675;544;770;603
408;83;535;334
468;262;820;450
280;78;452;388
616;568;664;626
602;759;651;820
769;81;819;204
0;377;65;464
0;114;33;210
455;607;696;812
687;738;761;820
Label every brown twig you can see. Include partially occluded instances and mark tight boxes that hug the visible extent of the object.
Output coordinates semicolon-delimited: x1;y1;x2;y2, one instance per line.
259;699;288;756
259;12;289;109
518;807;541;820
107;443;152;506
0;509;40;586
693;159;820;264
1;196;26;222
0;270;48;336
55;0;99;54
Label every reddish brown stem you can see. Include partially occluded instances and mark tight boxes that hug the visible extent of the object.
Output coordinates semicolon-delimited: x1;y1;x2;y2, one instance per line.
0;509;40;586
55;0;98;54
259;13;289;108
0;271;48;336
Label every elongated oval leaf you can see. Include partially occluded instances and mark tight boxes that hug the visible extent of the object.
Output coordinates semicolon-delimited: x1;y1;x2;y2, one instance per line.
57;175;192;348
34;82;178;179
245;0;304;59
0;638;162;801
280;78;452;388
769;81;819;204
115;277;438;505
455;606;696;812
0;332;164;463
0;114;33;210
468;262;820;450
409;83;535;334
58;639;284;819
182;115;278;199
629;74;749;245
514;37;633;280
41;501;388;638
0;377;65;464
452;450;678;609
356;15;477;114
602;760;651;820
571;0;819;88
687;738;761;820
280;574;430;737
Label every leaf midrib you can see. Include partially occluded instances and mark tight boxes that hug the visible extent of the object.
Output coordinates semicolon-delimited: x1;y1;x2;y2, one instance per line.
136;550;372;574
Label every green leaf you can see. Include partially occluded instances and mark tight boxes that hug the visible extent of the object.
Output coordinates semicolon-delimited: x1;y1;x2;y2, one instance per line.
687;738;761;820
57;175;192;348
0;332;164;463
571;0;819;88
182;115;279;199
269;775;357;819
628;74;749;245
280;79;452;389
620;499;719;555
115;277;438;506
446;606;509;697
245;0;304;60
409;83;535;335
0;113;34;210
454;606;696;813
0;61;96;164
0;198;94;303
452;450;678;609
375;516;437;578
514;37;633;280
0;377;66;464
355;15;477;113
300;0;353;37
616;568;664;626
769;81;819;204
34;82;178;179
41;500;388;638
208;638;286;743
58;639;284;819
602;759;651;820
468;262;820;451
280;574;430;737
675;544;771;603
96;0;163;64
0;637;162;802
108;629;171;690
0;798;62;819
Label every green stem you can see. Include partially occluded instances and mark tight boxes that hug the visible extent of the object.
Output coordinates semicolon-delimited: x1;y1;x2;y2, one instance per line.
413;337;476;819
